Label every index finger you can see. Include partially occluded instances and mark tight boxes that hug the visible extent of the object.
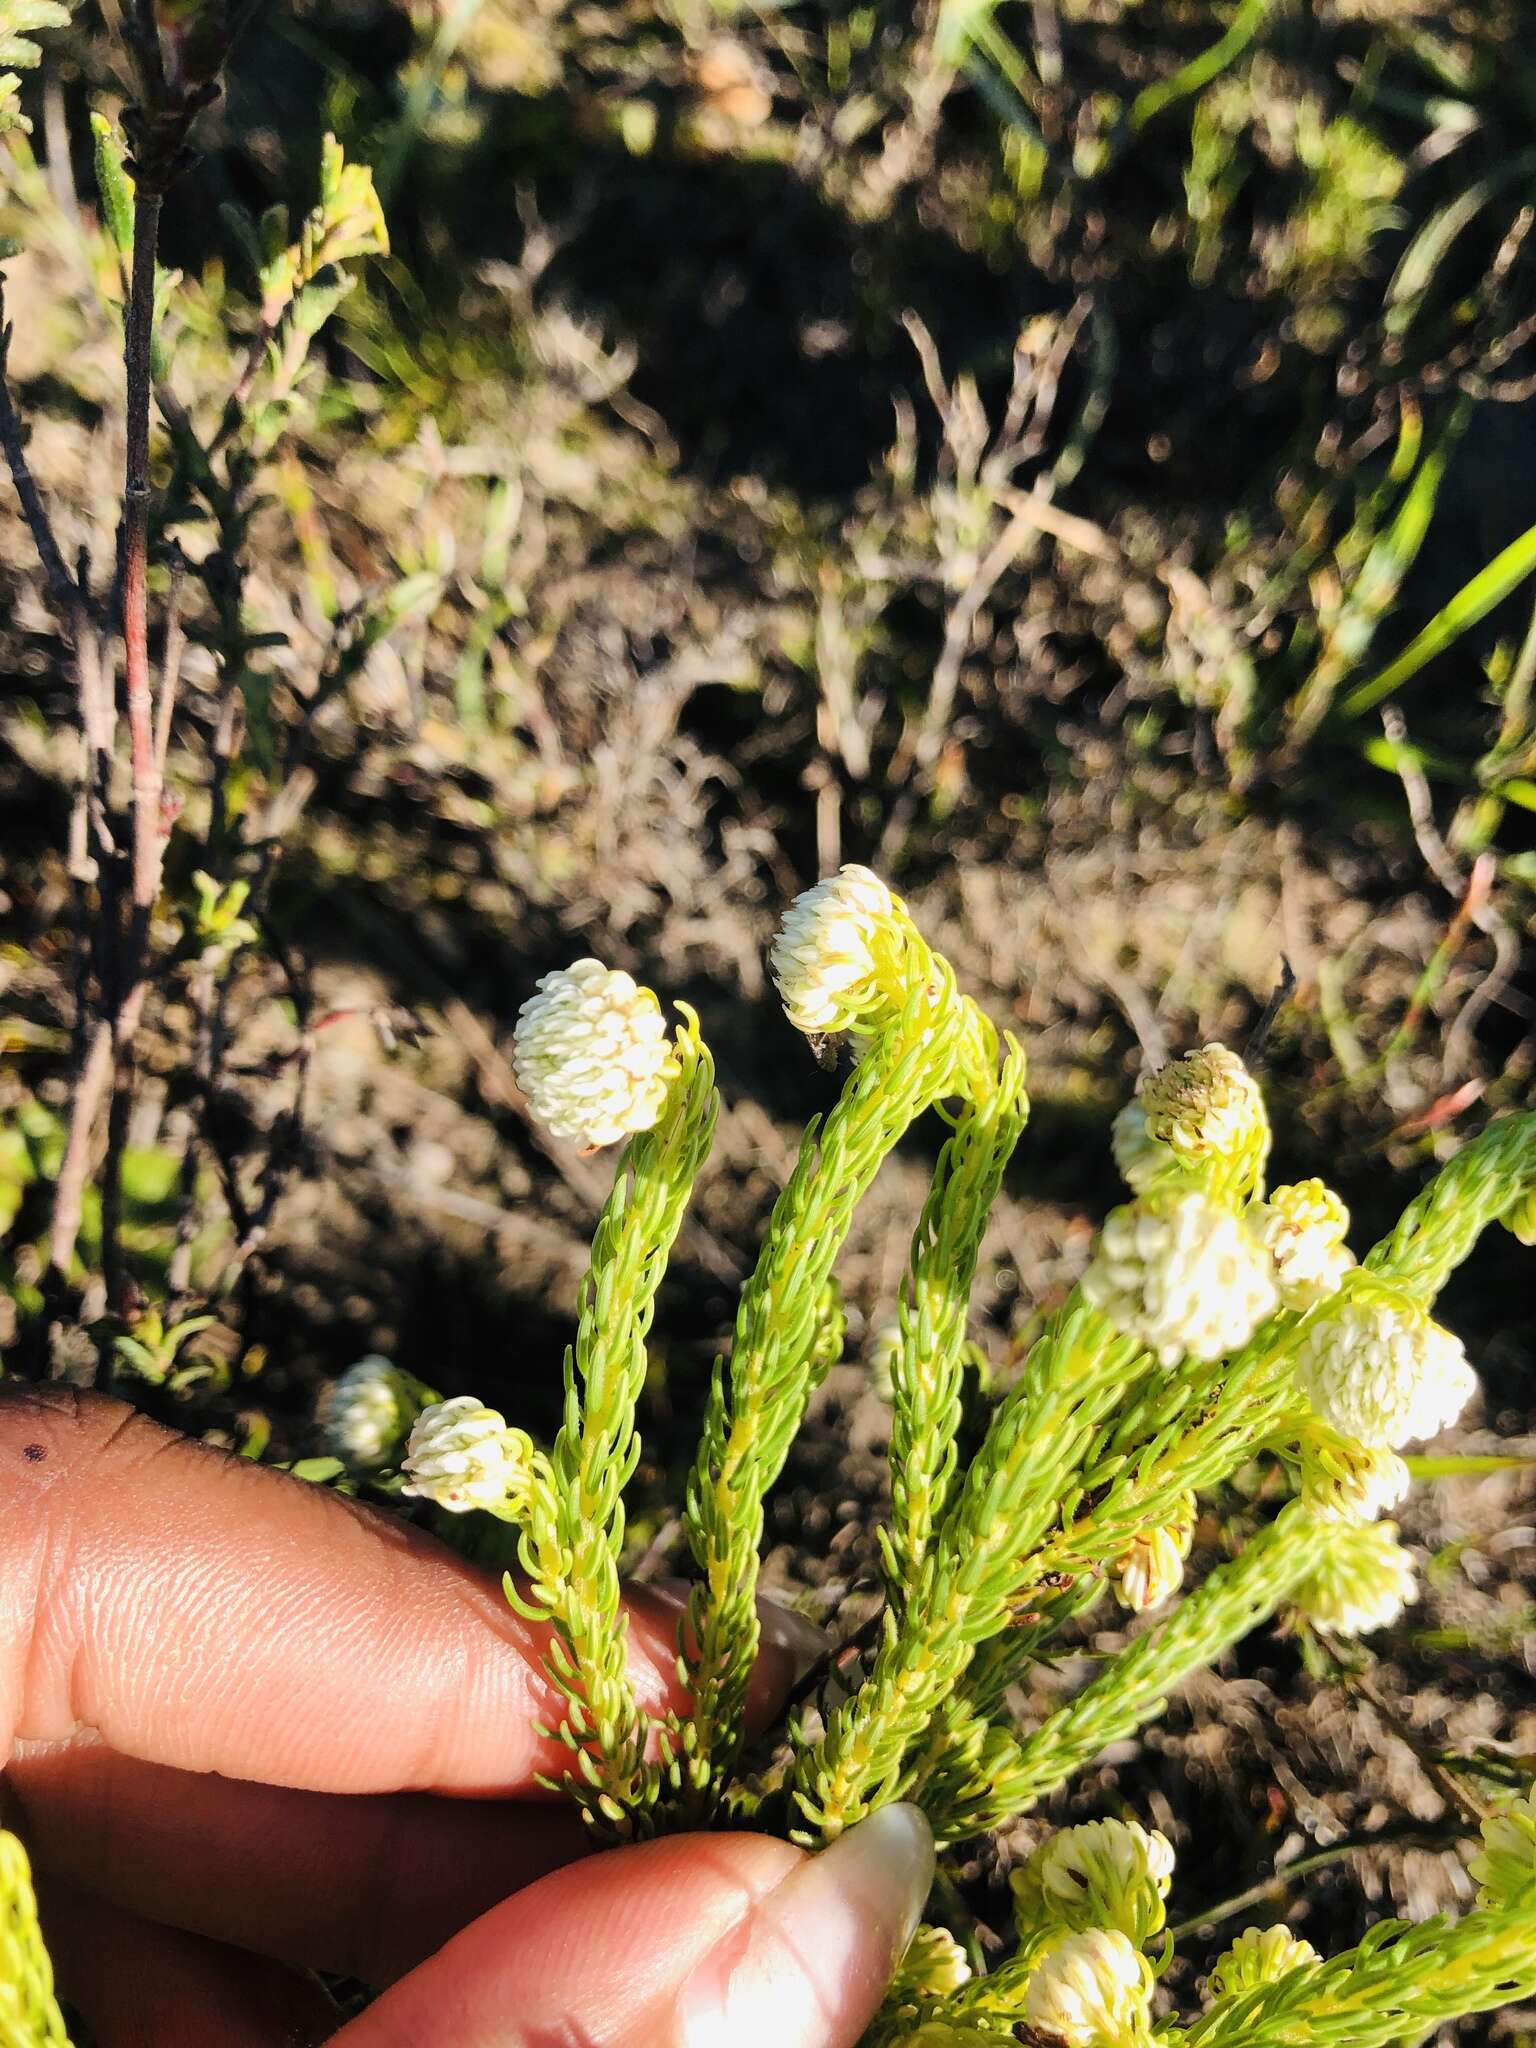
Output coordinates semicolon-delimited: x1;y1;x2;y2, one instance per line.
0;1386;784;1797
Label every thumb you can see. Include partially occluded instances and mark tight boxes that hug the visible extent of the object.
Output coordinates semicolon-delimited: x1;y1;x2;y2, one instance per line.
333;1804;934;2048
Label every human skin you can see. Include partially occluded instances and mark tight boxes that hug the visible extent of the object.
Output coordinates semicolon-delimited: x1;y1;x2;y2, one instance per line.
0;1385;932;2047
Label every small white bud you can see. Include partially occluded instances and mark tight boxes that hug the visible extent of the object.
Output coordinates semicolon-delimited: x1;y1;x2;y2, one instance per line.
1296;1289;1477;1449
1255;1179;1355;1311
512;959;680;1150
1024;1929;1153;2048
1020;1819;1176;1948
400;1396;533;1515
319;1355;432;1469
1291;1520;1417;1638
1083;1191;1278;1367
1207;1925;1320;2000
1113;1495;1196;1613
770;864;902;1039
1299;1434;1410;1525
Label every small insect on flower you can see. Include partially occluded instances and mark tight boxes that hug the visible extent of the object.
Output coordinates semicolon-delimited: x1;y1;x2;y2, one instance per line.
512;958;680;1152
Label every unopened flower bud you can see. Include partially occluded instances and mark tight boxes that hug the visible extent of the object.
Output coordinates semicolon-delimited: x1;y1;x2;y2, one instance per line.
1083;1191;1278;1367
1296;1286;1476;1449
1290;1520;1417;1638
1207;1925;1320;2000
1255;1180;1354;1311
1019;1818;1176;1948
513;959;680;1150
400;1396;535;1516
1298;1432;1410;1525
319;1355;437;1469
1113;1495;1196;1613
1024;1928;1153;2047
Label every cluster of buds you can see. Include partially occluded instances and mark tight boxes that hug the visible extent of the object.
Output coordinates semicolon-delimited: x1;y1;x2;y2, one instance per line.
1082;1190;1278;1367
1014;1818;1176;1951
319;1355;438;1469
400;1397;541;1517
1138;1043;1269;1197
1295;1283;1477;1449
1469;1790;1536;1909
1290;1519;1418;1639
1206;1924;1320;2000
1024;1929;1155;2048
512;958;680;1152
1255;1179;1355;1311
1297;1429;1410;1526
1112;1495;1197;1613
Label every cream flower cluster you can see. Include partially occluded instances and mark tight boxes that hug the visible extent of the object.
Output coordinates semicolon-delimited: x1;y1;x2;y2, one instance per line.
1138;1044;1266;1166
1083;1191;1278;1366
770;864;905;1039
1255;1179;1355;1311
512;959;680;1151
1207;1924;1320;2000
1469;1790;1536;1909
1113;1494;1196;1613
1019;1819;1175;1949
320;1355;432;1468
400;1396;535;1515
1024;1929;1153;2048
1291;1520;1417;1638
1299;1433;1410;1525
1296;1290;1477;1449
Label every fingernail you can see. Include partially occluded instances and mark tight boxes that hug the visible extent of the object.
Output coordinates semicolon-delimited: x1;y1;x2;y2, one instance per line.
673;1803;934;2047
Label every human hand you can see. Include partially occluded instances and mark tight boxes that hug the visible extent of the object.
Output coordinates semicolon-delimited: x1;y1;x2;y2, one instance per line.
0;1386;934;2046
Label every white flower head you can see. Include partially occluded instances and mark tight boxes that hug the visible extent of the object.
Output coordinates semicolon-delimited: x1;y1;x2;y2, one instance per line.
1025;1929;1153;2048
1296;1288;1477;1449
1113;1495;1196;1613
1207;1925;1320;2001
400;1396;533;1515
1024;1819;1176;1947
1083;1191;1278;1367
770;864;905;1039
895;1923;974;1998
1256;1180;1355;1311
1138;1044;1267;1169
1469;1791;1536;1909
513;958;679;1150
1110;1102;1174;1193
1299;1433;1410;1525
319;1355;433;1468
1291;1520;1418;1638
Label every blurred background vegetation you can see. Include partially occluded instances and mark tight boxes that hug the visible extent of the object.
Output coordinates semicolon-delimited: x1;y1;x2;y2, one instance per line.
2;0;1535;1999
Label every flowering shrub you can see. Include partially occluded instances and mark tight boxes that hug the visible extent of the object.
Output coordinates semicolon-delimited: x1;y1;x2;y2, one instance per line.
353;866;1536;2045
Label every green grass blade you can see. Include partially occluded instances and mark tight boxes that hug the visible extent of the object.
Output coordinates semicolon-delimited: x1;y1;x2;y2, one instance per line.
1341;520;1536;718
